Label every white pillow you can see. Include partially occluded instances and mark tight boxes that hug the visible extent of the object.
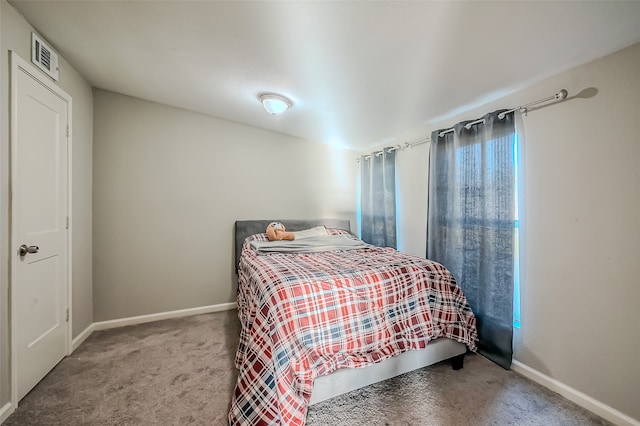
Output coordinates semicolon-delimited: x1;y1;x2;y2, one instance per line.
293;226;329;240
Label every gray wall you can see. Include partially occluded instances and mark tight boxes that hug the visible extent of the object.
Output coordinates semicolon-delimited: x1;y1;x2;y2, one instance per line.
0;0;93;408
390;43;640;421
92;89;358;321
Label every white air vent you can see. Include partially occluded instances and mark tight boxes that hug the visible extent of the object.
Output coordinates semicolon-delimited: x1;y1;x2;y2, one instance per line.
31;33;59;81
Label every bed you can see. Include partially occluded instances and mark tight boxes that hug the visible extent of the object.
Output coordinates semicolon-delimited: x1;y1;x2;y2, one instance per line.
230;219;477;426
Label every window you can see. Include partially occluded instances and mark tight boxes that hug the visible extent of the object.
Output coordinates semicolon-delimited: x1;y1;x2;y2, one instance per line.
513;133;521;328
359;148;397;248
427;110;517;368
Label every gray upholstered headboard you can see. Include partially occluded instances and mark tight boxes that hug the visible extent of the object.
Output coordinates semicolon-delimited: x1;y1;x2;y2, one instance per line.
234;219;351;273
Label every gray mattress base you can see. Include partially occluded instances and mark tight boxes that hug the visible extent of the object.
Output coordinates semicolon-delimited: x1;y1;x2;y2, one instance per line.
309;338;466;405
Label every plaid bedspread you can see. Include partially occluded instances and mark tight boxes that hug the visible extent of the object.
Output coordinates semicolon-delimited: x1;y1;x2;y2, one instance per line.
229;230;477;426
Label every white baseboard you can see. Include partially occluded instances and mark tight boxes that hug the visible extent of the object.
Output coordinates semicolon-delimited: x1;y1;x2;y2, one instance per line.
70;302;236;351
512;360;639;426
92;302;236;331
0;402;14;424
71;323;95;352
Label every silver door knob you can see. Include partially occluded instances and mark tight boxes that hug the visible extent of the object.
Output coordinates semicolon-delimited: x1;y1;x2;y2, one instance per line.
18;244;39;257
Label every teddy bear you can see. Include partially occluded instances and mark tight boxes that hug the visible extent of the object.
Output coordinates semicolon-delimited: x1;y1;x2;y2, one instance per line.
266;222;295;241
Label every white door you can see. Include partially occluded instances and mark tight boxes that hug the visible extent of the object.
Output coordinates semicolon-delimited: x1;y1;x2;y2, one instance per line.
11;52;70;401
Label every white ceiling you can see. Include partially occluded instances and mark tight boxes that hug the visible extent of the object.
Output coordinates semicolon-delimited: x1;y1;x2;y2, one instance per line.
9;0;640;151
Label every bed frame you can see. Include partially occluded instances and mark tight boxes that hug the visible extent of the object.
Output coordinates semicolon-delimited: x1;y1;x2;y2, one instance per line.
234;219;467;405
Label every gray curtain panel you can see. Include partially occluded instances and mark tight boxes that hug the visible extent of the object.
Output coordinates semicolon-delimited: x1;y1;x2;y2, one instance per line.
360;148;397;248
427;110;516;369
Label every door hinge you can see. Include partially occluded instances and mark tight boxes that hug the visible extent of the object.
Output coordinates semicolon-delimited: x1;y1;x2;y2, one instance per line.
66;217;69;229
66;309;69;322
66;125;69;137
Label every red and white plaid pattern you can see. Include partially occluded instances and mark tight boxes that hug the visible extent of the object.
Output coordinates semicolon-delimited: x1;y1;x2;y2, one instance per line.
229;230;477;425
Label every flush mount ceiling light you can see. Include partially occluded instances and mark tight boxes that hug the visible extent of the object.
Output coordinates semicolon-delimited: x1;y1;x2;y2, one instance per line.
260;94;291;116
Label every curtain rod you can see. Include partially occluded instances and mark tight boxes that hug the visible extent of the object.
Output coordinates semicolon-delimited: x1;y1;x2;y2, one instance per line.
356;88;568;162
